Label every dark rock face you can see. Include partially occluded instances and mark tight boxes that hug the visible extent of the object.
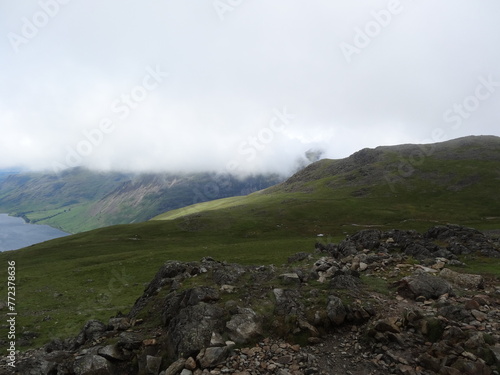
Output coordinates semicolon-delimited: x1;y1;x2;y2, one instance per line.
162;287;220;325
167;303;225;358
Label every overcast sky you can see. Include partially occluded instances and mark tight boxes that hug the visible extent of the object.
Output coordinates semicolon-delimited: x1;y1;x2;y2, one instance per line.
1;0;499;176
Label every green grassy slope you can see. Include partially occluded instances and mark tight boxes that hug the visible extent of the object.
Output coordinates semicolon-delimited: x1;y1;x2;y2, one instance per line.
0;135;499;350
155;136;500;233
0;169;282;233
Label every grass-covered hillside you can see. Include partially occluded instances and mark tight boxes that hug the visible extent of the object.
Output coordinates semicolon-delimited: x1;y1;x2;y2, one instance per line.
0;135;499;351
155;135;500;233
0;168;282;233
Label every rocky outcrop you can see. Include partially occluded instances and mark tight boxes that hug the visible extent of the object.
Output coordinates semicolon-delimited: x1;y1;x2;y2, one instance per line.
316;224;500;261
5;225;500;375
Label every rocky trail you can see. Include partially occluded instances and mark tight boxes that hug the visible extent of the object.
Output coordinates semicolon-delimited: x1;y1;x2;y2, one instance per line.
3;224;500;375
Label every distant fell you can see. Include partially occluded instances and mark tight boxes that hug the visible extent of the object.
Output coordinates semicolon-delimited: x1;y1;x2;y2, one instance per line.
0;168;283;233
273;135;500;193
155;135;500;234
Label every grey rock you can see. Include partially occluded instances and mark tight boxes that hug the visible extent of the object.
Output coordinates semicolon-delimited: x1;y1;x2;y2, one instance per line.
146;355;162;375
280;273;301;285
440;268;484;289
394;272;454;300
117;331;143;350
210;331;226;346
212;263;246;285
273;288;304;316
75;320;107;348
167;303;225;358
349;229;382;250
129;261;201;318
438;304;472;323
403;243;432;259
287;252;311;263
184;356;197;370
73;354;110;375
327;296;346;325
337;240;357;257
108;317;131;331
163;287;220;326
226;308;262;344
98;344;130;361
330;271;360;289
196;346;230;369
163;358;186;375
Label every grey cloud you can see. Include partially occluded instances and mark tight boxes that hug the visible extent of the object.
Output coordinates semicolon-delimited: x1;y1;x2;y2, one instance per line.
1;0;499;174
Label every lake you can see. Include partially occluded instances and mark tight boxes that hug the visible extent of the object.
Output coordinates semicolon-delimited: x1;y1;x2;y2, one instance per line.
0;213;69;252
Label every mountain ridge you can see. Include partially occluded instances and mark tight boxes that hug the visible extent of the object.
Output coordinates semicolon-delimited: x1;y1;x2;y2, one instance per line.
270;135;500;193
154;135;500;232
0;169;283;233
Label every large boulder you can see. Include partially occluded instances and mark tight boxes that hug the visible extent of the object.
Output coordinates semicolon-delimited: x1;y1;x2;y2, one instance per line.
394;272;454;300
161;286;226;359
167;302;225;358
